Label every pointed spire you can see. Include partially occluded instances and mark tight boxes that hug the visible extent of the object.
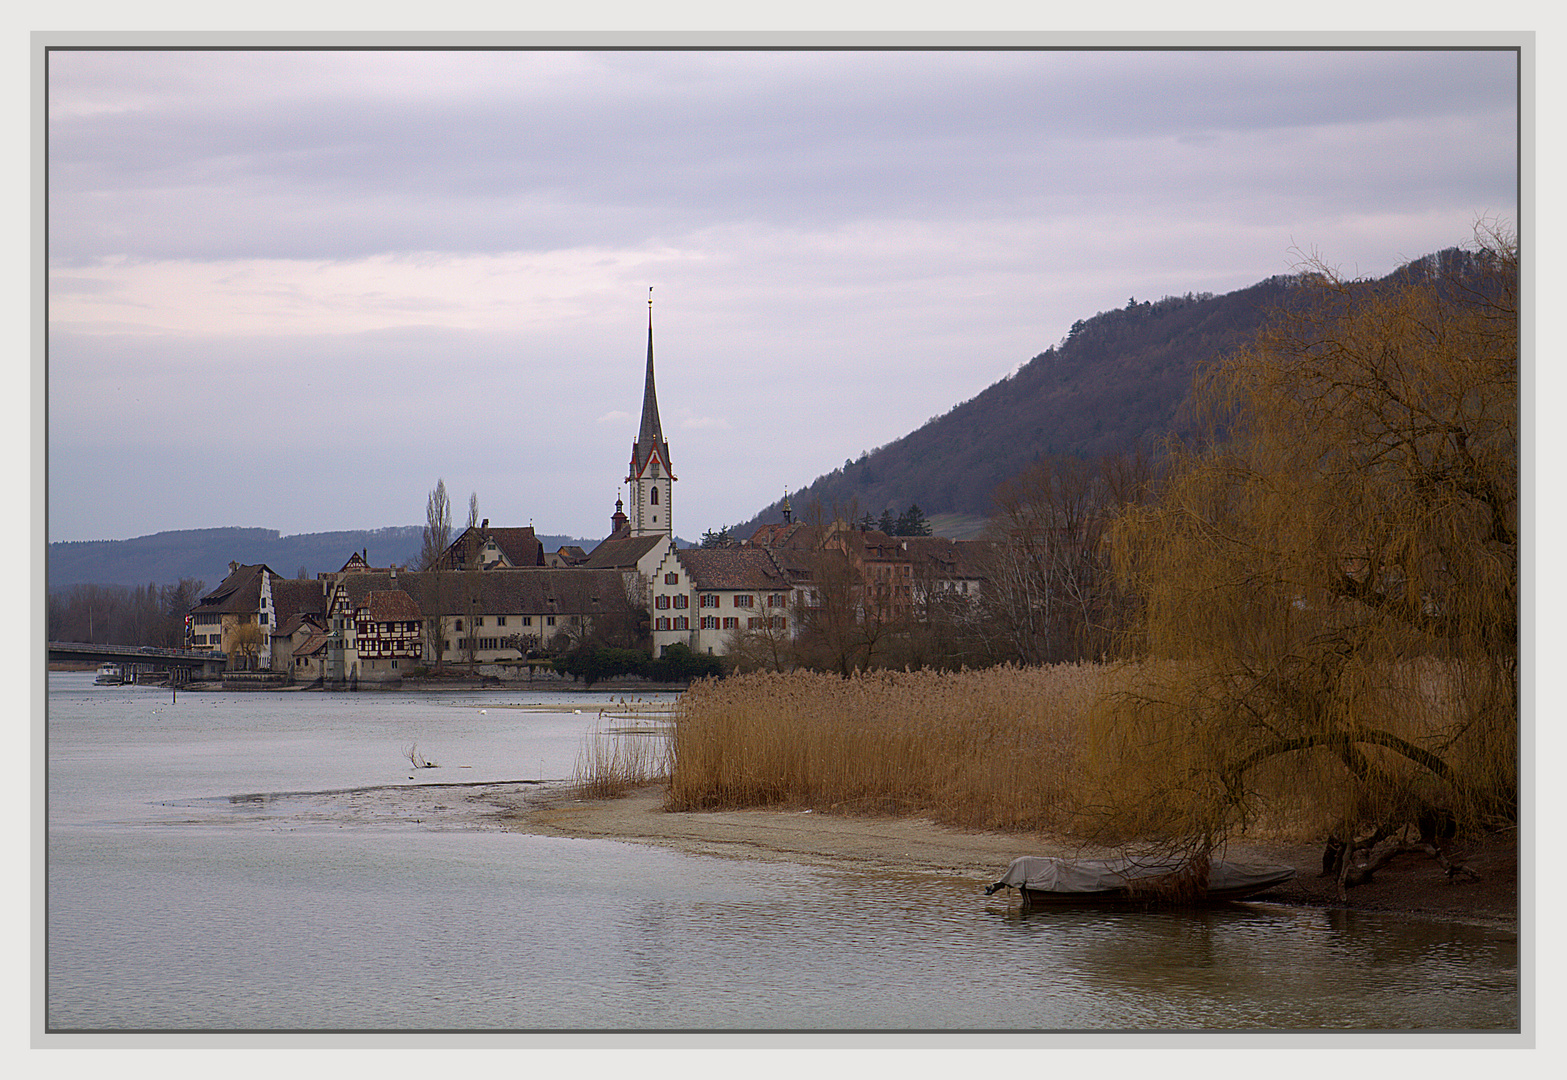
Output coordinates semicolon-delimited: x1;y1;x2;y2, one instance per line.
630;286;672;479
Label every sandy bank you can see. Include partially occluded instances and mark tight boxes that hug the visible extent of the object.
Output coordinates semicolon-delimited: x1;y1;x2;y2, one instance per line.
496;785;1518;931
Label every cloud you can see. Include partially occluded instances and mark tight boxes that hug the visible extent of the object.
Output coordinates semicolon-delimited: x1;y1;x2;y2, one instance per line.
44;46;1520;543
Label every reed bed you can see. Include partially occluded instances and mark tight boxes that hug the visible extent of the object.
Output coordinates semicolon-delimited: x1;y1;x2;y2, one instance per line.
571;699;676;800
665;665;1106;836
573;657;1506;845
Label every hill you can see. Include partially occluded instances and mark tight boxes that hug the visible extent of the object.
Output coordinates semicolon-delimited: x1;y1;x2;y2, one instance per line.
45;526;597;593
733;273;1307;538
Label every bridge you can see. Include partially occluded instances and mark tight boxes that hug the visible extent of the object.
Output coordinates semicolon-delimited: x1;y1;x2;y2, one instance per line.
48;642;230;684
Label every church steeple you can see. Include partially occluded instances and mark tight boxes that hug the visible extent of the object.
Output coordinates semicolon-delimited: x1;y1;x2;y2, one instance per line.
626;288;675;536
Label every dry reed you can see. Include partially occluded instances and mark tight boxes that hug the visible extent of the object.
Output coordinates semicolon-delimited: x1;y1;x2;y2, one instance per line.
665;665;1105;835
570;699;676;800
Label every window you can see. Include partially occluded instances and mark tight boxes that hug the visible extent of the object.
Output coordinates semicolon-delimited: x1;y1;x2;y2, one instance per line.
651;488;659;505
391;659;398;669
475;617;484;627
665;573;679;585
522;616;532;626
701;616;717;630
546;616;556;627
722;617;738;630
497;616;506;627
655;617;669;631
655;595;670;610
734;595;754;608
455;619;463;631
675;616;689;630
700;594;718;608
258;612;268;625
747;617;760;630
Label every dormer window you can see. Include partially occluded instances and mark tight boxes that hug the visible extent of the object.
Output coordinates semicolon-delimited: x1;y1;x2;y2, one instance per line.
651;461;660;478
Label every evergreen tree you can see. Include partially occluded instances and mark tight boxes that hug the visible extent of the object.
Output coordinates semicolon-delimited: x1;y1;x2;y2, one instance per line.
895;504;932;536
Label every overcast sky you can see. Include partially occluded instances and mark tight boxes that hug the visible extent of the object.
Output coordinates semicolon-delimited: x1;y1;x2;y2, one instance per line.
45;46;1519;545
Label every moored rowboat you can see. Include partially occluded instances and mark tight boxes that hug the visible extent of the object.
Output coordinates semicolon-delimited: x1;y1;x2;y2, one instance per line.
985;855;1296;907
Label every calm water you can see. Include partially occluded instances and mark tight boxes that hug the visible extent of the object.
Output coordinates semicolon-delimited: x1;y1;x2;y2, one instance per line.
46;672;1520;1032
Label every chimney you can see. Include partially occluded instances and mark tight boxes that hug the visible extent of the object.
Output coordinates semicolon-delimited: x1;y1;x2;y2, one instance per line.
481;518;489;530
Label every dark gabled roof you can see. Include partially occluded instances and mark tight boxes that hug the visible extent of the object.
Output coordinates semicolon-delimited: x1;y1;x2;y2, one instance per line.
899;536;986;581
437;524;546;570
191;563;274;615
273;610;327;639
952;540;994;579
747;521;814;549
293;631;330;658
366;590;421;623
270;578;329;624
582;532;666;570
332;569;635;619
677;548;789;592
486;526;547;567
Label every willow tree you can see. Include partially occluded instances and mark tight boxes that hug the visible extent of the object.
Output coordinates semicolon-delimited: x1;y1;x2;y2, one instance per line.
1088;228;1518;874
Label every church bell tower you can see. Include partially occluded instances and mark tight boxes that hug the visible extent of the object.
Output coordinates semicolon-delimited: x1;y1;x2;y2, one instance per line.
626;288;675;537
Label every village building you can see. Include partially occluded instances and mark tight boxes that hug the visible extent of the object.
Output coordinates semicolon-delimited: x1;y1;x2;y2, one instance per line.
187;562;280;668
648;546;792;656
274;610;330;681
433;521;547;571
187;298;984;683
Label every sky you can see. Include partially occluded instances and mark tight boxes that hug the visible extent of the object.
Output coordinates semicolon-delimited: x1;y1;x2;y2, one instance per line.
44;45;1520;545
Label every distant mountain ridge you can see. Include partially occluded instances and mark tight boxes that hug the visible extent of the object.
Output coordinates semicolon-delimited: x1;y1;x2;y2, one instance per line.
734;271;1311;538
46;526;596;593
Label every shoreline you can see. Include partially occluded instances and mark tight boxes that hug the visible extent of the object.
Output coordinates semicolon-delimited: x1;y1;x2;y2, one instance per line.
495;785;1519;933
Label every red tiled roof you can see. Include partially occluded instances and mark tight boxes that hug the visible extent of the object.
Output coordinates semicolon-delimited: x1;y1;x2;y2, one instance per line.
366;590;421;623
677;548;788;591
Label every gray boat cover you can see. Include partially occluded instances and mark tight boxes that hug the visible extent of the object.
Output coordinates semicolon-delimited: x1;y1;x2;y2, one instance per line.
992;855;1294;894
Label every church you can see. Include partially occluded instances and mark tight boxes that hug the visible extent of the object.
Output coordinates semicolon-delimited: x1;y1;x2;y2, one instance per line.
584;292;805;658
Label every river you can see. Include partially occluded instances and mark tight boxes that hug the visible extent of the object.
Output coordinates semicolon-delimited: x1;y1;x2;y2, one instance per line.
44;672;1520;1033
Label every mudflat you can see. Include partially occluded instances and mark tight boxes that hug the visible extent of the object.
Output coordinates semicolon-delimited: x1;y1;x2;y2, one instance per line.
496;785;1519;931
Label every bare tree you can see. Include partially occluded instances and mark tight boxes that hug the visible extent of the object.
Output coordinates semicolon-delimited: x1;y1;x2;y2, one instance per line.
229;620;265;670
467;491;480;531
420;479;452;670
980;448;1154;665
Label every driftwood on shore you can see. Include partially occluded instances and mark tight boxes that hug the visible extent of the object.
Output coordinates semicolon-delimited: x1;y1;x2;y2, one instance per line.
1325;835;1478;898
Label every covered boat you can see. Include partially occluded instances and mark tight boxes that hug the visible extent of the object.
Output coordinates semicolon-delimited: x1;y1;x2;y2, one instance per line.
984;855;1295;907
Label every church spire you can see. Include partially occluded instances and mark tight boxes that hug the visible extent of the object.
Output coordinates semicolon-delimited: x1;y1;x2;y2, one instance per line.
630;287;673;481
626;288;675;536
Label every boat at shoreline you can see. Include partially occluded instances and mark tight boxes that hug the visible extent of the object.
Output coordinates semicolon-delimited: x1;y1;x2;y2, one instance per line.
984;855;1296;907
94;663;124;686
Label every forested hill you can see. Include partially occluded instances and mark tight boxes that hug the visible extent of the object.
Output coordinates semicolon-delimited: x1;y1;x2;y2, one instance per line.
734;271;1306;538
46;525;597;593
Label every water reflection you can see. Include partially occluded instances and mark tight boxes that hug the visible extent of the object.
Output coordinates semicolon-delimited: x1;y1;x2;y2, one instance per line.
983;900;1517;1030
47;674;1519;1032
